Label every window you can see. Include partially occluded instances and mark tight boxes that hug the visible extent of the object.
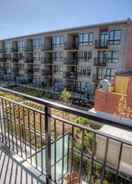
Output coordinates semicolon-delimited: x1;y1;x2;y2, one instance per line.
53;36;64;48
98;50;119;64
18;40;25;49
78;66;91;76
109;30;121;44
53;51;63;61
5;41;12;50
79;32;94;46
79;51;92;61
105;68;116;80
53;79;64;91
88;51;92;59
33;37;43;49
97;68;105;80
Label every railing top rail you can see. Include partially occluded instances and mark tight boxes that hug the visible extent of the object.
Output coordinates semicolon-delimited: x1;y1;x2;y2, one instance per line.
0;86;132;131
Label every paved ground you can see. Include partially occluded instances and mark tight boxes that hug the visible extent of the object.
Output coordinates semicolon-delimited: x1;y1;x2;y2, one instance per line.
0;144;44;184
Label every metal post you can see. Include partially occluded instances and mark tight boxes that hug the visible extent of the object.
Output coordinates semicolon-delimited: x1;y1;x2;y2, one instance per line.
45;105;51;184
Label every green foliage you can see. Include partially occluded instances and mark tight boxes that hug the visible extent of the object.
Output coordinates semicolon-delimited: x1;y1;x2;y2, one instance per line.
75;117;89;125
59;88;72;105
43;92;53;99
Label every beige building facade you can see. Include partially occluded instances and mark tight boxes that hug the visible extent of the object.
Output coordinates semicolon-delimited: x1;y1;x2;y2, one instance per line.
0;19;132;102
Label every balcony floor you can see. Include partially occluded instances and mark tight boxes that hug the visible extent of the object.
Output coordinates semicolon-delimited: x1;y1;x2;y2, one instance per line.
0;143;44;184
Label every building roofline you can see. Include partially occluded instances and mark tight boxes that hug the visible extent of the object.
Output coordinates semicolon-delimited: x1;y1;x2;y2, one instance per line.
0;18;131;41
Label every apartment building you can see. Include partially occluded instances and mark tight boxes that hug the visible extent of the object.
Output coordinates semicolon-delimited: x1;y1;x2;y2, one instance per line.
0;19;132;102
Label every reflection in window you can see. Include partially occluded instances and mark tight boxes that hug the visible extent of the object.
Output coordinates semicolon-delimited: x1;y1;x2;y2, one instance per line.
79;51;92;60
98;50;119;63
97;68;105;80
33;37;43;49
79;32;94;46
5;40;12;50
53;36;64;48
18;40;25;49
105;68;116;80
109;30;121;44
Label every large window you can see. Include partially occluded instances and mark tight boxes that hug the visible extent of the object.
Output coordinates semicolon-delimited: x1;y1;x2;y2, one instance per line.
18;40;25;49
105;68;116;80
79;32;94;46
97;68;105;80
109;30;121;45
78;66;91;76
79;51;92;61
53;36;64;48
98;50;119;63
5;41;12;50
33;37;43;49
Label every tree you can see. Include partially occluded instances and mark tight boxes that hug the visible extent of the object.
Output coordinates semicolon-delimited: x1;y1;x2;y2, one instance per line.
59;88;72;105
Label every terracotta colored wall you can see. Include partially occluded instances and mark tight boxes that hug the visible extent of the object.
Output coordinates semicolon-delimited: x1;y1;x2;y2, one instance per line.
105;92;121;114
95;90;121;115
95;75;132;118
95;90;107;112
125;22;132;69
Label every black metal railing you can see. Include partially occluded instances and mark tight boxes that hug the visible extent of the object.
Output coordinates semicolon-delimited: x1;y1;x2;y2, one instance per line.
64;42;79;50
95;40;109;49
23;46;33;52
64;71;77;80
0;87;132;184
94;57;107;66
0;49;5;53
64;58;78;65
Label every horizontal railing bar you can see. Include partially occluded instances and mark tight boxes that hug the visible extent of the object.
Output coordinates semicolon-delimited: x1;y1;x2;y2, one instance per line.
0;95;45;115
50;114;132;146
0;87;132;131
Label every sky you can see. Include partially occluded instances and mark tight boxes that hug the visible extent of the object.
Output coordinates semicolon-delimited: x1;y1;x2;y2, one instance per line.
0;0;132;39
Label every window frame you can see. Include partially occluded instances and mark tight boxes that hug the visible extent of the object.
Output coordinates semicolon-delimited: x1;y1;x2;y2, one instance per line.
109;30;121;45
79;32;94;46
52;35;64;48
105;68;116;80
33;37;43;49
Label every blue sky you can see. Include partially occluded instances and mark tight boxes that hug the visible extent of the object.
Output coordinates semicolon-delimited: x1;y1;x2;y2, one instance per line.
0;0;132;39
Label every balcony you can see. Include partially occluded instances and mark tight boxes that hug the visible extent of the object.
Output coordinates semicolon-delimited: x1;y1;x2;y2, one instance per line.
23;47;33;52
64;71;77;80
95;40;109;49
64;43;79;51
24;54;33;63
0;87;132;183
41;69;52;76
94;57;107;67
42;58;52;64
0;49;5;54
11;47;18;53
64;58;78;65
43;45;53;52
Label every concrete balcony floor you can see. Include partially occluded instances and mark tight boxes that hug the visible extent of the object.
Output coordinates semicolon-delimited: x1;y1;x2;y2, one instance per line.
0;143;44;184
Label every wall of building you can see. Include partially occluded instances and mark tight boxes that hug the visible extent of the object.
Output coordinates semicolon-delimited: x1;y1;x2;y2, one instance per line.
126;21;132;69
0;20;130;101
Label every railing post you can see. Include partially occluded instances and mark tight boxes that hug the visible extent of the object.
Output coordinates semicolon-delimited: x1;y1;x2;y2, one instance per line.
45;105;51;184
